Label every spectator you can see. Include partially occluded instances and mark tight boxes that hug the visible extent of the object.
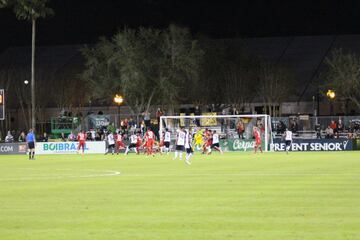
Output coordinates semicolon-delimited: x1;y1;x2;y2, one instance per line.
236;120;245;139
337;119;344;132
5;131;14;143
143;111;151;129
128;118;136;128
68;131;76;141
95;132;101;141
89;128;96;141
330;120;338;137
194;106;201;126
315;124;321;139
18;131;26;142
330;120;337;129
121;118;129;133
325;125;334;139
290;120;298;133
42;132;49;142
220;109;227;133
231;107;239;115
276;121;286;134
60;132;66;142
140;120;146;135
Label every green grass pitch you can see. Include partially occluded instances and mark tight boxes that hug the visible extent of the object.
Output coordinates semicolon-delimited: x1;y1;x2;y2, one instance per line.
0;151;360;240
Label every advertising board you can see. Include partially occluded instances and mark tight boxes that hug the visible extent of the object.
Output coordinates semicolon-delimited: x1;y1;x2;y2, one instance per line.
270;139;353;151
36;141;105;155
0;142;27;155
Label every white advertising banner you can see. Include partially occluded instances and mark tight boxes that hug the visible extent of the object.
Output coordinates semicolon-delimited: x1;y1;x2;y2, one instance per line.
35;141;105;155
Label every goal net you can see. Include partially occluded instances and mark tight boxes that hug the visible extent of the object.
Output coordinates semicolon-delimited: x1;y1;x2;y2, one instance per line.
159;114;273;152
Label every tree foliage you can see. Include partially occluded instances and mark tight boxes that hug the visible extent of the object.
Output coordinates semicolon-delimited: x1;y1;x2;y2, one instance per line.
199;40;258;111
0;0;53;21
81;25;203;118
81;37;119;102
325;48;360;111
1;0;53;131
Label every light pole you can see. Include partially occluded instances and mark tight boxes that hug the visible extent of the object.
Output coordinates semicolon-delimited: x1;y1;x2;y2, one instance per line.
326;89;336;116
113;94;124;128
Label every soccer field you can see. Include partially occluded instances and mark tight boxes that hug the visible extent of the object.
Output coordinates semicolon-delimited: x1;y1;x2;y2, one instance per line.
0;152;359;240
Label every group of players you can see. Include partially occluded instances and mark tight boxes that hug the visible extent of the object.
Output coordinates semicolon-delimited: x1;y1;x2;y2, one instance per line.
76;124;285;160
76;126;227;164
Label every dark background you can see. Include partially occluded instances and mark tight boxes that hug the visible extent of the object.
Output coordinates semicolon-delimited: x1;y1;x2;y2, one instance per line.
1;0;360;49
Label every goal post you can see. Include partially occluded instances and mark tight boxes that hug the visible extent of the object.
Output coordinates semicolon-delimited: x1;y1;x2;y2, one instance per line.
159;114;273;152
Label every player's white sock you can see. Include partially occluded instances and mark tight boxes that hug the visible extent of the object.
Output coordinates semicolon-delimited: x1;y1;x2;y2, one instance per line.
186;152;192;163
174;151;178;159
286;146;290;153
125;147;129;155
179;152;183;160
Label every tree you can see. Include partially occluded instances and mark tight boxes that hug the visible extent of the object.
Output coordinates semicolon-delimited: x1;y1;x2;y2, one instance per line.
0;0;53;131
199;39;258;112
82;25;203;121
1;66;31;130
256;62;295;117
194;39;297;116
325;48;360;112
81;37;120;104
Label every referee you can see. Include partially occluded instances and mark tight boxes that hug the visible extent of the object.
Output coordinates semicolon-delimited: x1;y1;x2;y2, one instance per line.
26;129;36;160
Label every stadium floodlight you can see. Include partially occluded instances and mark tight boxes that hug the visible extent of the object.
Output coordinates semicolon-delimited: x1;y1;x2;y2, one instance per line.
113;94;124;105
113;94;124;128
160;114;273;152
326;89;336;99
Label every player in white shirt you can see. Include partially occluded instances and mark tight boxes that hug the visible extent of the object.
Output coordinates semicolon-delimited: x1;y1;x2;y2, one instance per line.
174;127;185;160
125;132;138;154
164;128;171;154
284;128;293;154
184;129;193;165
105;132;115;155
211;130;223;154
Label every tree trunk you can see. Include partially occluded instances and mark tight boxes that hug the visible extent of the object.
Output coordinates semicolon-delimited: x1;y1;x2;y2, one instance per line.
31;18;36;132
145;89;156;113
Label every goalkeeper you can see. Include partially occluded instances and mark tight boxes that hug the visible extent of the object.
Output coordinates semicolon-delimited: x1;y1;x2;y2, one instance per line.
193;128;204;151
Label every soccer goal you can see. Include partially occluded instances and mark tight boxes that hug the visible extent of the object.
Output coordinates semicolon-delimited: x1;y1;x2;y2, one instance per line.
159;114;273;152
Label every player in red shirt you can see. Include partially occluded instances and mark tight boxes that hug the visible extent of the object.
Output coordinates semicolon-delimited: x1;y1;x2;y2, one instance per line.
77;130;87;155
144;127;155;156
115;132;126;154
253;126;263;154
206;130;213;155
201;128;210;154
202;129;213;155
136;132;142;154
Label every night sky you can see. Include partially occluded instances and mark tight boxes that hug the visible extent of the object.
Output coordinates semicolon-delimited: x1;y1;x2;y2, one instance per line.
1;0;360;49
